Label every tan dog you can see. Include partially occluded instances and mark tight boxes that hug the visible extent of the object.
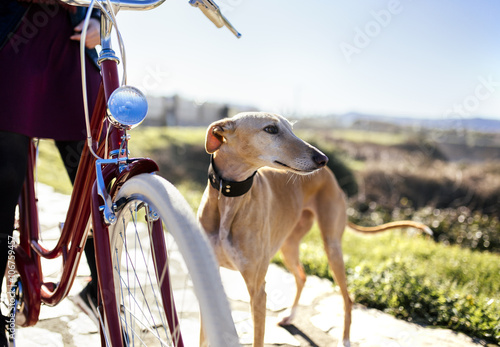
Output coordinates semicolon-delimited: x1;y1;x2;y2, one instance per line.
198;112;431;347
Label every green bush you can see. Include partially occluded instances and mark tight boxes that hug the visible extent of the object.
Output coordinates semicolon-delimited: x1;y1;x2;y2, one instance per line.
348;200;500;253
349;259;499;342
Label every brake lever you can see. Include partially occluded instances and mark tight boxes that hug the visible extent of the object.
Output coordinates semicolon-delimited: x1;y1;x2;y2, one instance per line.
189;0;241;38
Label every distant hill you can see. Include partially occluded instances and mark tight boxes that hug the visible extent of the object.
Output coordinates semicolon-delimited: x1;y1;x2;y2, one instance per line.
323;113;500;133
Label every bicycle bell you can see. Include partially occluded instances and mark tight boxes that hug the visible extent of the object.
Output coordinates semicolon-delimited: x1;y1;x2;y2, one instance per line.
107;86;148;130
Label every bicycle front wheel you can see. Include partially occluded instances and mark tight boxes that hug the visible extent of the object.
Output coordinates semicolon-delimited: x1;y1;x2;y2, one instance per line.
104;173;238;346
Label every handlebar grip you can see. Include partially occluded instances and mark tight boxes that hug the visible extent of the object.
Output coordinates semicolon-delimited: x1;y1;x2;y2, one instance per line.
189;0;241;38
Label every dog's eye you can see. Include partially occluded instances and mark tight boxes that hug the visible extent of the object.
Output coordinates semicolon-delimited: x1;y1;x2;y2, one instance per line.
264;125;279;134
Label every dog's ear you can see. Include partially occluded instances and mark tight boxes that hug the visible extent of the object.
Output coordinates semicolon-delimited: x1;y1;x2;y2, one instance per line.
205;120;234;154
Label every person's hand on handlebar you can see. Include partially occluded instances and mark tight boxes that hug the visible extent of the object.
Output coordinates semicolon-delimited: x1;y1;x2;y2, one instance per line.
70;18;100;49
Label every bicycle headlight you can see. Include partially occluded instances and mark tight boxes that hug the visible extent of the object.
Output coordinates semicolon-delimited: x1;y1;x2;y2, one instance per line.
107;86;148;130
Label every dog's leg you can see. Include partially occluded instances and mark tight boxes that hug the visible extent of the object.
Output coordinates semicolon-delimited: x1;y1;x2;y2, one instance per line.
243;269;268;347
317;191;352;347
278;210;314;326
324;240;352;347
278;242;306;327
315;179;352;347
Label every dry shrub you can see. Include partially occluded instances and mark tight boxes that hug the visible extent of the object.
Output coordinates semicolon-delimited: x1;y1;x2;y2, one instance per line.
357;160;500;214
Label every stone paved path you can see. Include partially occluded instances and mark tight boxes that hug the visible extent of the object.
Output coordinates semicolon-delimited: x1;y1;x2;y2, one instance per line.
11;184;490;347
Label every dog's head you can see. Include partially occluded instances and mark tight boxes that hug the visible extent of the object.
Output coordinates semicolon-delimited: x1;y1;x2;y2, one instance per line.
205;112;328;174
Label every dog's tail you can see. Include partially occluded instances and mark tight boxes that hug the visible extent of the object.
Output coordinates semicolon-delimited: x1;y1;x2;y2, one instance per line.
347;221;433;236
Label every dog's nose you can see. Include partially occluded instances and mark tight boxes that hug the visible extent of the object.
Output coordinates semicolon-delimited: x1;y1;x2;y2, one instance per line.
313;153;328;168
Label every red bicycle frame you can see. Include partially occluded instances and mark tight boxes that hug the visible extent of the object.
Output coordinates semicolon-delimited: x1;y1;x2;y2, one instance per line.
14;42;160;342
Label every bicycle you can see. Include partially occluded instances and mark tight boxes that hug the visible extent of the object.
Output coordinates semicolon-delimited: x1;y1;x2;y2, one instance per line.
3;0;242;346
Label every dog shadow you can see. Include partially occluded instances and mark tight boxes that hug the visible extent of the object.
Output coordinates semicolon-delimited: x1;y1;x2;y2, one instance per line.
280;324;320;347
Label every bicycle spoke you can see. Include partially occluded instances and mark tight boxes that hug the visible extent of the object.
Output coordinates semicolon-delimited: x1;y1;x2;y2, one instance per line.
111;203;178;345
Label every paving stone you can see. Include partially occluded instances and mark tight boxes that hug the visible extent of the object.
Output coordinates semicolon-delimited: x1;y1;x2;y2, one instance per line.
36;184;70;231
67;313;99;335
15;327;64;346
233;311;300;346
72;333;101;347
311;295;482;347
38;299;78;321
220;264;333;313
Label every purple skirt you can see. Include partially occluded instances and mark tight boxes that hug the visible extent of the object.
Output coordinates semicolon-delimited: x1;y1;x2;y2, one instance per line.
0;4;101;141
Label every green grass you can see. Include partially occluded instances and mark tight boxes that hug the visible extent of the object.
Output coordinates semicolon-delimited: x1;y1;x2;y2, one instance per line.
129;126;206;154
37;140;73;194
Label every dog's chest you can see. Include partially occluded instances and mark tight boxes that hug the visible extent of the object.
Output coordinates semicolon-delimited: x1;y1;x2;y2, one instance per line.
208;235;242;270
211;200;272;271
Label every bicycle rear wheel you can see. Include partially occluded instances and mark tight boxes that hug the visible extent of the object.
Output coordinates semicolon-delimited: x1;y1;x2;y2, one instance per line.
104;173;238;346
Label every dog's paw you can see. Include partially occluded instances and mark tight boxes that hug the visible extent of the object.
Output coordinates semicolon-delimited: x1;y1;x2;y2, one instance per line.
337;339;350;347
277;309;296;326
277;316;292;327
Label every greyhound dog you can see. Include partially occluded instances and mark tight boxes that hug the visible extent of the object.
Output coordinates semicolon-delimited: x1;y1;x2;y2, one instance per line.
197;112;431;347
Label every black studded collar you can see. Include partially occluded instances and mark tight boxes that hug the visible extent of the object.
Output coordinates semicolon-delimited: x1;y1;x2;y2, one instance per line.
208;155;257;198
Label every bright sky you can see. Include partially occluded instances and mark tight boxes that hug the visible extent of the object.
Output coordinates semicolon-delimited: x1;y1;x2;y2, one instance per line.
114;0;500;120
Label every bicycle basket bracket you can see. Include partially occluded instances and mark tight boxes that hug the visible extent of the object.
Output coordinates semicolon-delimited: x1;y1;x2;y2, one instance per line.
107;86;148;130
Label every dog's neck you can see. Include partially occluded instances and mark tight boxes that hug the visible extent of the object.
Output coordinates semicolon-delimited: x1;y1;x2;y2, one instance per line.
211;152;259;181
208;154;257;198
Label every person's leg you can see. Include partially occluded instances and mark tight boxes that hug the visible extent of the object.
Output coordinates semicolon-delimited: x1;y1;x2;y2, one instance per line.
54;140;85;184
55;141;98;308
0;131;30;344
0;132;29;291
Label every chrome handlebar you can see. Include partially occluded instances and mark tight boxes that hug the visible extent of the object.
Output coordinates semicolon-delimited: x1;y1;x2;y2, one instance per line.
58;0;166;11
59;0;241;38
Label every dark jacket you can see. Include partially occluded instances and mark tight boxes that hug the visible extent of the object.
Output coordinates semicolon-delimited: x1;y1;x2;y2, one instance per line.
0;0;100;65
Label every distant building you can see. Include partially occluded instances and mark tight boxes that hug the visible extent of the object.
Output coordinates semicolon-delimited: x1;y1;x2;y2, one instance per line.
145;95;257;126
